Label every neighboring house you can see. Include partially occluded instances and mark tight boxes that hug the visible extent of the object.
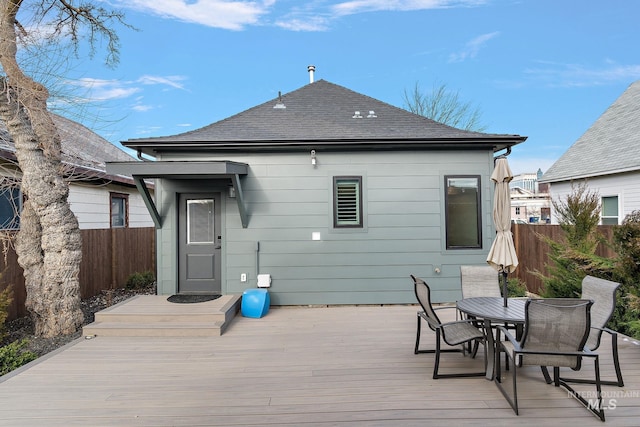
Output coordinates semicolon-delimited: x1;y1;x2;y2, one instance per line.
108;78;526;305
540;80;640;225
0;114;154;230
510;187;551;223
510;169;551;223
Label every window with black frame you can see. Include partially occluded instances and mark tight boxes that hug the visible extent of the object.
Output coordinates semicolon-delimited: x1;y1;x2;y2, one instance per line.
0;187;21;230
110;192;129;228
444;175;481;249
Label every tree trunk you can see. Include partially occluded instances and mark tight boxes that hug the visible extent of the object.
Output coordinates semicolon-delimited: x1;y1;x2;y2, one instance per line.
0;1;83;337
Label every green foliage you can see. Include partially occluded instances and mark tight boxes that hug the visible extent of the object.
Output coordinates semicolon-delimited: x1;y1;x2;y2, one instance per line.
0;339;37;376
506;277;528;297
0;286;12;342
125;271;155;290
535;181;615;298
613;210;640;284
608;211;640;339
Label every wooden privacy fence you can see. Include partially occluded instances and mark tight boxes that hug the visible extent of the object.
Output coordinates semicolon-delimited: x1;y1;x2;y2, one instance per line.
0;224;621;322
1;227;155;322
511;224;617;295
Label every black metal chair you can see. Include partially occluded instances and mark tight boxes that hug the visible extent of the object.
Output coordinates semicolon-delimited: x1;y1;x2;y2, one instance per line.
495;298;605;421
411;275;486;379
558;276;624;387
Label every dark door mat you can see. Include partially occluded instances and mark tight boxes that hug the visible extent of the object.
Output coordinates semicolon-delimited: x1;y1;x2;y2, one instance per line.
167;294;222;304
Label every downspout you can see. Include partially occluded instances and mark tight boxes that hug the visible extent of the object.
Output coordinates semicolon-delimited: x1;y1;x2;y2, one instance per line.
137;149;149;161
494;146;511;160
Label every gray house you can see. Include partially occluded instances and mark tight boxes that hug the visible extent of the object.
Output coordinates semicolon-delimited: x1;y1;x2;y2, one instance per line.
108;79;526;304
540;80;640;225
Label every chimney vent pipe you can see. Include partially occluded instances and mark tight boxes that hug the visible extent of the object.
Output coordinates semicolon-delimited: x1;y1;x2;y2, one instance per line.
308;65;316;83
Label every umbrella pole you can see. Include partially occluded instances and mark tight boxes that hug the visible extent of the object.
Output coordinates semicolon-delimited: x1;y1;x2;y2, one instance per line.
502;270;508;307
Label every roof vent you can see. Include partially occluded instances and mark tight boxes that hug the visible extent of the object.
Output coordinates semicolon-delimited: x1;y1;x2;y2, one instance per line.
308;65;315;83
367;110;377;118
352;111;363;119
273;91;286;109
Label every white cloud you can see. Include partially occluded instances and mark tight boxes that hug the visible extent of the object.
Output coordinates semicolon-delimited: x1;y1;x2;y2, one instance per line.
524;61;640;87
275;16;331;32
107;0;487;33
109;0;273;30
138;75;188;90
132;104;155;112
331;0;486;16
448;31;499;63
74;78;142;100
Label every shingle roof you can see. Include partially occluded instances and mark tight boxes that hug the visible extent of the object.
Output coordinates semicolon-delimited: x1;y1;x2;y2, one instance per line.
540;80;640;183
125;79;525;153
0;113;135;177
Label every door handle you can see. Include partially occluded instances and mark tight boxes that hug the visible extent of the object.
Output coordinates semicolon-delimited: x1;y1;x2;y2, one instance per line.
215;245;221;249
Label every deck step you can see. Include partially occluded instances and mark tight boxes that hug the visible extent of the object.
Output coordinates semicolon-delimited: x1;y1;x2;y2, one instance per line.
83;321;228;337
82;294;241;337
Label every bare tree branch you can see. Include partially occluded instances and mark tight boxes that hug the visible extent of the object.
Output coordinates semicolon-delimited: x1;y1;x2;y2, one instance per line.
403;81;487;132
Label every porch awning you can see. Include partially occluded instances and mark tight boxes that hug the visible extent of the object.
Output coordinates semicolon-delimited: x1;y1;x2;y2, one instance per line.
106;161;250;228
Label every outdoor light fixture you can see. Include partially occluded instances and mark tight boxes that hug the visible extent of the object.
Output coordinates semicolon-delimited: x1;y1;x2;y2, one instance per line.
311;150;317;166
228;183;236;198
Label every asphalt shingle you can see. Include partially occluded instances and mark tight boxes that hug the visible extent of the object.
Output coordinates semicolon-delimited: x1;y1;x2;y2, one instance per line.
541;80;640;183
126;80;524;147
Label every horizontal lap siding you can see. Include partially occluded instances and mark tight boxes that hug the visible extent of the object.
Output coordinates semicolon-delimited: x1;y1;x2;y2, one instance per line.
157;151;495;305
68;184;155;229
549;172;640;224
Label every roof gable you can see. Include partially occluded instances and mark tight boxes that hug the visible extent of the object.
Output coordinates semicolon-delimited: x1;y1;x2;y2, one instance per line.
124;79;525;153
0;113;136;179
541;80;640;183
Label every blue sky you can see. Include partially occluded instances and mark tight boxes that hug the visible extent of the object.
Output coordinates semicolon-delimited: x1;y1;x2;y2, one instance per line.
39;0;640;175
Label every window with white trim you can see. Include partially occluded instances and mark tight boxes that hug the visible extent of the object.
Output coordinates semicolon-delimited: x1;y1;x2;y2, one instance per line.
601;196;619;225
333;176;362;228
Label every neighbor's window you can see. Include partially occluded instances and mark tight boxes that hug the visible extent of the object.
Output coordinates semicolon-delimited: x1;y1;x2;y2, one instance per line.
601;196;619;225
445;176;481;249
0;187;21;230
333;176;362;228
110;193;129;228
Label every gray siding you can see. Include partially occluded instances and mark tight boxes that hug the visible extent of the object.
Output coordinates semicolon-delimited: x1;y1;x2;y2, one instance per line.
155;150;498;304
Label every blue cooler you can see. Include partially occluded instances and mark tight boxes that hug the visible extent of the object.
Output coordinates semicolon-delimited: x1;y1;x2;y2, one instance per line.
241;289;270;318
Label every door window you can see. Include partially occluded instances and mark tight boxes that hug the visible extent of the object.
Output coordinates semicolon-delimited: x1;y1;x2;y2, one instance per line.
187;199;214;244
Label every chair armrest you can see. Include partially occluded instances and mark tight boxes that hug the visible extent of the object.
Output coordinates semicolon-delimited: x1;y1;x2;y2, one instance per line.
419;312;441;330
496;325;521;351
601;326;618;337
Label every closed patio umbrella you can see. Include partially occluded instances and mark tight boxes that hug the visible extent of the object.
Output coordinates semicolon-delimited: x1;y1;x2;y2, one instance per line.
486;157;519;307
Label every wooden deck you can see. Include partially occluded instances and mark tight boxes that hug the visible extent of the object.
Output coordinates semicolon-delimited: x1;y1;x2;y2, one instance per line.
1;300;639;426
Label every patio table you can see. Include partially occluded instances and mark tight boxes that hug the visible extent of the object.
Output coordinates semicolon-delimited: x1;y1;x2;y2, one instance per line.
456;297;526;380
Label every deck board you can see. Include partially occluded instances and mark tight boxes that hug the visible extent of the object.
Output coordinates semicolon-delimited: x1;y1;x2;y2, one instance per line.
1;302;639;426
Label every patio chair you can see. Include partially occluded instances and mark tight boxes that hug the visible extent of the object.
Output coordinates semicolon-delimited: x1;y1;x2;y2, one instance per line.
460;265;501;298
460;265;511;356
495;298;605;421
544;275;624;387
411;274;486;379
